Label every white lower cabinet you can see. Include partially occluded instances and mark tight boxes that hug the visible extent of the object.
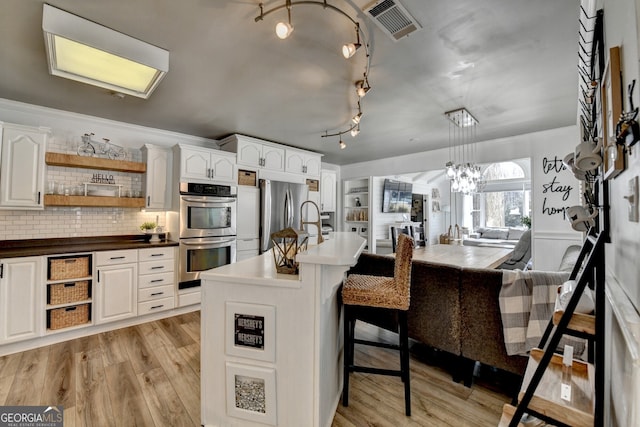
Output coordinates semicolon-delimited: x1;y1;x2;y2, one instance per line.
138;247;175;314
95;250;138;324
0;256;43;343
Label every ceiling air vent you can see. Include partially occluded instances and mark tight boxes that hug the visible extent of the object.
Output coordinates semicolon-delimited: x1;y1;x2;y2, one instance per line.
363;0;422;41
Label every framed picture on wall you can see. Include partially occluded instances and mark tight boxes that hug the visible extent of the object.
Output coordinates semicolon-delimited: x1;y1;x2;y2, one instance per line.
432;200;440;213
603;46;626;180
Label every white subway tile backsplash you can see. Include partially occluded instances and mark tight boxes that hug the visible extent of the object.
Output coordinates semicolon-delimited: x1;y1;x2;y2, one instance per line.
0;207;166;241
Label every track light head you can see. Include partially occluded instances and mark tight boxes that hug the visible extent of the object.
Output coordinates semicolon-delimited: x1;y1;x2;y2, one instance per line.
350;125;360;137
276;1;294;39
352;112;362;124
339;139;347;149
342;43;361;59
355;79;371;97
275;21;294;39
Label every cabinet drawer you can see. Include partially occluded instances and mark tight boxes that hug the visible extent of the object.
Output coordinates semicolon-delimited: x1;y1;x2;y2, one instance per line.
138;271;174;289
96;250;138;266
138;297;174;315
138;284;174;302
178;290;200;307
138;247;175;262
237;238;259;251
139;259;174;275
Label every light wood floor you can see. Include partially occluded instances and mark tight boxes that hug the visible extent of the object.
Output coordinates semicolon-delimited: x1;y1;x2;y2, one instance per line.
0;312;513;426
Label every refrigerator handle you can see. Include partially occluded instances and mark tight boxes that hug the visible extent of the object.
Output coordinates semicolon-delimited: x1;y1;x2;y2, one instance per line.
284;188;292;228
260;180;272;252
288;188;295;228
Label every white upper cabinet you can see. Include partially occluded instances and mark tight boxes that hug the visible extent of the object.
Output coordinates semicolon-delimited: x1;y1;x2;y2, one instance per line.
142;144;172;210
211;152;235;182
320;170;337;212
175;144;236;184
285;149;322;177
0;123;48;209
219;134;285;172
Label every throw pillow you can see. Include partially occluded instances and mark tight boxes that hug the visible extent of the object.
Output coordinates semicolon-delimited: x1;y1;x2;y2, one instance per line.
508;227;526;241
482;228;509;239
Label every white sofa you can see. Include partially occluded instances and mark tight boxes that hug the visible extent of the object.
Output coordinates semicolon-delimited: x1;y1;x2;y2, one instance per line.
463;227;528;248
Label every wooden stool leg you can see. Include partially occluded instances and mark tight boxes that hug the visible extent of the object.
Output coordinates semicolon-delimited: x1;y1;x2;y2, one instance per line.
399;310;411;416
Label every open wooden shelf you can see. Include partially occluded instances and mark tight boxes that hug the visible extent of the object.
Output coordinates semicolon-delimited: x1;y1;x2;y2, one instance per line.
44;194;145;208
515;348;594;427
45;152;146;173
553;310;596;336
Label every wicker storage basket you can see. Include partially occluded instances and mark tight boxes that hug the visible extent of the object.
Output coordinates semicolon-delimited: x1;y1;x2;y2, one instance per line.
48;303;90;330
49;281;90;305
49;256;90;280
238;169;257;186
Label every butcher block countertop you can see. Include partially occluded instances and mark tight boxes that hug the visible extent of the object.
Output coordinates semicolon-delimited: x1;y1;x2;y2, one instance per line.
0;234;178;258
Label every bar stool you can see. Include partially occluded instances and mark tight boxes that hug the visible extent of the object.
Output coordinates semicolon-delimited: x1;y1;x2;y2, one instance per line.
341;233;414;416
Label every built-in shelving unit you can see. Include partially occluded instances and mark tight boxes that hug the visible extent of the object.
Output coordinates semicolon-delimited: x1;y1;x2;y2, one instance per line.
45;253;93;334
44;152;146;207
343;177;371;250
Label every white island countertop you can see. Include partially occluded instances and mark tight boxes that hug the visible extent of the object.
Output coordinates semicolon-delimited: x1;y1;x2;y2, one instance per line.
200;232;366;288
297;231;367;266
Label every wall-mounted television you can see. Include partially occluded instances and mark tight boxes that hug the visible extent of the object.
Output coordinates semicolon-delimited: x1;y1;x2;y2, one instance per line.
382;179;413;213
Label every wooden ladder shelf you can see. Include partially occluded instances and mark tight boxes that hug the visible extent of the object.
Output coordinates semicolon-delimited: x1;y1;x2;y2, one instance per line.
500;231;606;427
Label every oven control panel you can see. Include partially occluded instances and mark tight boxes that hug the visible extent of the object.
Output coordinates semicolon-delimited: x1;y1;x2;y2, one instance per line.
180;182;237;197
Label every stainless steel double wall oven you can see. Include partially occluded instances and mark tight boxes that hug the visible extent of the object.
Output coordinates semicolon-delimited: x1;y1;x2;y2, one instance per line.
178;182;237;289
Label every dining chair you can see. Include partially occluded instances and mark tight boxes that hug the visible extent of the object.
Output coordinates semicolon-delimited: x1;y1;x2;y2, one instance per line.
341;233;415;416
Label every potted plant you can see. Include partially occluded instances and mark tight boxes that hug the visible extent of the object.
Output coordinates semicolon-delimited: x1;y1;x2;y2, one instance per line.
140;222;157;233
522;216;531;229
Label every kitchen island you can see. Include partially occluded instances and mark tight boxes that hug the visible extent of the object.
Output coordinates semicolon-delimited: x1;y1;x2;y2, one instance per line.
200;232;366;427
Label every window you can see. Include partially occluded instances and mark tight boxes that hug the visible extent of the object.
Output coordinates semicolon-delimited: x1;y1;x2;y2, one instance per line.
464;161;531;230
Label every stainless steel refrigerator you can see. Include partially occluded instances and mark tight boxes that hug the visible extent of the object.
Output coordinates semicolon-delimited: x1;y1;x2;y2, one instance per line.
259;179;309;253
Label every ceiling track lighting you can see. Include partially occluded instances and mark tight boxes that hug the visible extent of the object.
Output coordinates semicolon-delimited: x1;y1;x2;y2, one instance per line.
255;1;372;150
322;120;360;150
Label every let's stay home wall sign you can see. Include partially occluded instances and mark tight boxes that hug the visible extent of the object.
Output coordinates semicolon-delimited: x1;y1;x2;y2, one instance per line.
540;155;573;219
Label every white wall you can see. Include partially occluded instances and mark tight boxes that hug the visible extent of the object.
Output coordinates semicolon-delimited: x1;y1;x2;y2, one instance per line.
341;125;583;270
602;0;640;313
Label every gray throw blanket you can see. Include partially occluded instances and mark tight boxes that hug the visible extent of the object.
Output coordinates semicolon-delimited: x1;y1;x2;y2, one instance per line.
499;269;585;356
